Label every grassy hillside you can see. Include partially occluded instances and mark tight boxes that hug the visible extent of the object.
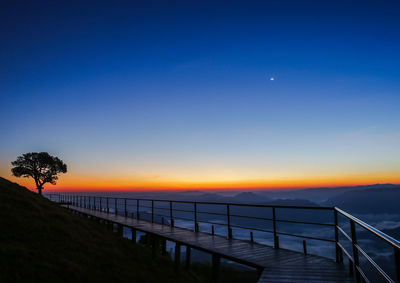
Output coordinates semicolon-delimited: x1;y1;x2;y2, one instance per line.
0;177;196;283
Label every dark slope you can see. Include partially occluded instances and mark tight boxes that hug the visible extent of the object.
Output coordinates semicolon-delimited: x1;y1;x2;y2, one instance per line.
0;177;196;283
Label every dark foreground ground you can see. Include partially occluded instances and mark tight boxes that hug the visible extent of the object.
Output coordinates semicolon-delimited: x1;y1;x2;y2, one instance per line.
0;177;198;283
0;177;258;283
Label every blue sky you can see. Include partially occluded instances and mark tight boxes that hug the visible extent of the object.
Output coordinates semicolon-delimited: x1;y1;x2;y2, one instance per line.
1;0;399;190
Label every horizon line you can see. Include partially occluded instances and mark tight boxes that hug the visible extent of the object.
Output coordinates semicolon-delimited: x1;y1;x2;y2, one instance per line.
41;182;400;193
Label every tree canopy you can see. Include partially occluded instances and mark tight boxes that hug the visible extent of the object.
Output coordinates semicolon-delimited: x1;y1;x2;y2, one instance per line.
11;152;67;195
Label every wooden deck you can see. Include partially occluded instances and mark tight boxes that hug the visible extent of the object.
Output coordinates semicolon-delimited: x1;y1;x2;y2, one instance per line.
65;205;353;283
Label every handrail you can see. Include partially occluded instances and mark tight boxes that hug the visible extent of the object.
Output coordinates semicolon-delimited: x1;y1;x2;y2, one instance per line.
335;207;400;283
335;207;400;249
48;193;334;243
355;243;393;283
47;193;400;283
52;193;335;209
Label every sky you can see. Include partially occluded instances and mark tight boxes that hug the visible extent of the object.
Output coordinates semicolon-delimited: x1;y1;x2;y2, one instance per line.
1;0;400;191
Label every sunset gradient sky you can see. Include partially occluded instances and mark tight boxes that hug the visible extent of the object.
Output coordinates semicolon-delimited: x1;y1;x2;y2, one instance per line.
1;1;400;192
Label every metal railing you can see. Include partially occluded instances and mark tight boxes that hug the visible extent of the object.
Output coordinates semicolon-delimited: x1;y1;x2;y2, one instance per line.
335;208;400;283
48;193;400;282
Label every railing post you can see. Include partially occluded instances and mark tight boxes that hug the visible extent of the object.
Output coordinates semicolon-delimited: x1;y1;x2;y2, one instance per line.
106;197;109;213
227;204;232;239
170;201;174;227
175;243;181;271
118;223;123;237
89;196;91;209
303;240;307;255
272;207;279;249
124;198;127;217
194;203;199;232
161;239;167;256
100;197;102;211
115;198;118;215
334;209;342;263
394;247;400;283
212;254;221;283
350;220;361;283
185;246;191;270
151;200;154;223
151;235;156;258
131;228;136;243
137;199;140;220
93;196;96;210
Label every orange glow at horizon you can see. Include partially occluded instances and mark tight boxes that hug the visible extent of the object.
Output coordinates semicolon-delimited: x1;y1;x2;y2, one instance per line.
4;171;400;192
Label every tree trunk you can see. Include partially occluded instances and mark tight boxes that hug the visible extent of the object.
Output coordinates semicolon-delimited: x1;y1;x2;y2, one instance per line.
37;186;42;196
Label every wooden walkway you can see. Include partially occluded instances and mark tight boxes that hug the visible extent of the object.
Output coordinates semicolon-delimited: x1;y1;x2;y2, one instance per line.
65;205;353;283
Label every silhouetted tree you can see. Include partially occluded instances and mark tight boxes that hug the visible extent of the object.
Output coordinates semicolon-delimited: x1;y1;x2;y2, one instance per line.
11;152;67;196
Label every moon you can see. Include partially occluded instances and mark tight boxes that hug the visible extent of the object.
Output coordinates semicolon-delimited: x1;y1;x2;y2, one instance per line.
269;77;275;81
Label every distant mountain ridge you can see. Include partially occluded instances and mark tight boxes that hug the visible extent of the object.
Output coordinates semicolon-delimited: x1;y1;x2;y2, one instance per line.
260;184;400;202
323;186;400;214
